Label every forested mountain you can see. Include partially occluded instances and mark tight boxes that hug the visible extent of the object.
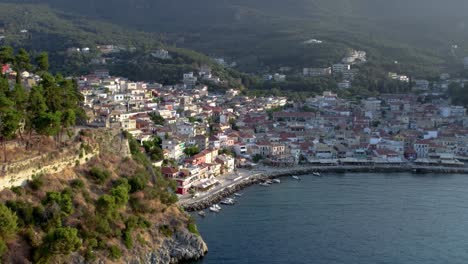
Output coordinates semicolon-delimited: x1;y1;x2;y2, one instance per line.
1;0;467;75
1;0;467;79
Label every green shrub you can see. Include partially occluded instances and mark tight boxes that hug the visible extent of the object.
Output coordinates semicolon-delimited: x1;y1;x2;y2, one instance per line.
71;179;84;189
10;186;22;196
108;245;122;260
187;223;200;236
0;204;18;239
110;184;130;207
89;167;111;184
122;230;133;249
128;172;149;193
96;195;117;218
0;239;7;258
35;227;81;262
85;249;96;262
95;217;112;235
6;200;34;227
29;174;44;191
159;225;173;237
42;190;73;215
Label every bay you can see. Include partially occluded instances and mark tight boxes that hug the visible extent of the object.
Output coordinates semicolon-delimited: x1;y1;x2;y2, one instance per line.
191;173;468;264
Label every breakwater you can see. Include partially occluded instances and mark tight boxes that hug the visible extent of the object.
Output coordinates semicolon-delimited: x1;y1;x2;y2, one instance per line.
181;165;468;212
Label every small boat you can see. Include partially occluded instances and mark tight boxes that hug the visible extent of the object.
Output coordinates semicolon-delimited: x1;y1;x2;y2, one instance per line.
209;206;220;213
292;176;301;181
273;179;281;183
220;198;235;205
234;193;243;197
265;180;273;184
198;211;206;217
214;204;222;210
313;172;321;177
259;182;271;187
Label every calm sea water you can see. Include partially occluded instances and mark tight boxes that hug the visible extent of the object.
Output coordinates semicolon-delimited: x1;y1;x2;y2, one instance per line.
191;173;468;264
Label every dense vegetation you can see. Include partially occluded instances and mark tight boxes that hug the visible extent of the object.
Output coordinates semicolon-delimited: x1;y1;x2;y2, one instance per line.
0;3;244;86
2;0;466;75
0;46;84;162
0;1;466;97
0;133;184;263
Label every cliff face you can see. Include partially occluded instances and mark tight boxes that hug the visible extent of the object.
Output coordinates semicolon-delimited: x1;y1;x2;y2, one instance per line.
70;230;208;264
135;230;208;264
0;129;207;264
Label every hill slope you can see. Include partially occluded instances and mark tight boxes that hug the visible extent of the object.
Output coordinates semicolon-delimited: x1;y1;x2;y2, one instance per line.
2;0;467;75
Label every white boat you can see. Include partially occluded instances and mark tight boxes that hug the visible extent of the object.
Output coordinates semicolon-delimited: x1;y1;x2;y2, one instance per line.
273;179;281;183
265;180;273;184
220;198;235;205
292;176;301;180
209;206;220;213
234;193;243;197
198;211;206;217
259;182;270;187
214;204;222;210
313;172;321;177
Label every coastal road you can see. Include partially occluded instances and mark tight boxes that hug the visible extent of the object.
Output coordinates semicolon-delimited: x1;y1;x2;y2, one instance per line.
178;168;263;207
177;164;468;207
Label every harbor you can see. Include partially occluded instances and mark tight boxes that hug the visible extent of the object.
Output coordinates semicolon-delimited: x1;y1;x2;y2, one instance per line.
179;164;468;211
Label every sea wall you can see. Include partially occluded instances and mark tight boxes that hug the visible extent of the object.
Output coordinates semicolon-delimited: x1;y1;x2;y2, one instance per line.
182;165;468;211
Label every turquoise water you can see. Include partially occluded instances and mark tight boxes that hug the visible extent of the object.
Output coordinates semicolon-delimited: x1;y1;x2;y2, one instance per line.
191;173;468;264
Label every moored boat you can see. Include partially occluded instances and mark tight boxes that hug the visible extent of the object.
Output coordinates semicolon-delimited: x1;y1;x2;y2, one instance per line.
220;198;236;205
209;206;220;212
292;176;301;180
198;211;206;217
273;179;281;183
313;172;321;177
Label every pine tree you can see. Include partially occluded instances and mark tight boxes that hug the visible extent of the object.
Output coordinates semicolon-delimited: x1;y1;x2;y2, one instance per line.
13;48;32;84
0;92;20;162
35;52;49;72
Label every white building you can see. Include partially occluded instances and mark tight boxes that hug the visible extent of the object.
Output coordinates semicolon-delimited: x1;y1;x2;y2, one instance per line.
414;79;430;91
183;72;198;87
332;64;351;74
152;49;171;60
362;98;382;113
440;106;467;118
162;140;186;160
414;141;429;159
273;73;286;82
338;81;351;89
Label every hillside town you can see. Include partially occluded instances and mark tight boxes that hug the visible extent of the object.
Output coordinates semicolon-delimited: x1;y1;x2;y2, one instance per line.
2;60;468;197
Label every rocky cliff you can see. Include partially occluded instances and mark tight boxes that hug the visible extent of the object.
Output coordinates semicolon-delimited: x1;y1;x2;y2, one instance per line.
129;230;208;264
70;230;208;264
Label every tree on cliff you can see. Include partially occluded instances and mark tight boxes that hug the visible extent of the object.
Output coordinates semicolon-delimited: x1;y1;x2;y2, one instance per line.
13;48;32;84
0;204;18;240
35;52;49;73
0;88;21;162
0;46;84;150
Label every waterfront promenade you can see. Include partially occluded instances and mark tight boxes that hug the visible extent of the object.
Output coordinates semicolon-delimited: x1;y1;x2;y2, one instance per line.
178;164;468;211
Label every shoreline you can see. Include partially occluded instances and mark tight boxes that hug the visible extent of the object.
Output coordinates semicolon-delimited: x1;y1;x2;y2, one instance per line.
181;165;468;212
